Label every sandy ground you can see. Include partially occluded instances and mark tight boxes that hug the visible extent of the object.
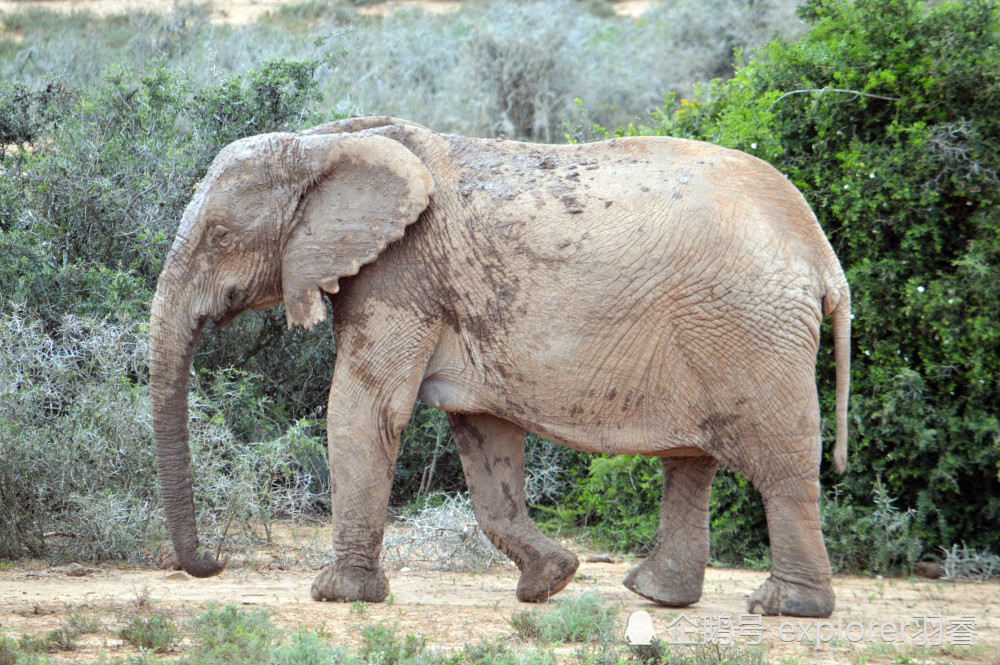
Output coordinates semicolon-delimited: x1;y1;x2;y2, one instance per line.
0;0;656;25
2;529;998;664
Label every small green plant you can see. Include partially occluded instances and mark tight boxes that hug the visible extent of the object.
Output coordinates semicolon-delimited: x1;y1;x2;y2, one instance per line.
0;634;23;665
118;614;180;653
42;626;76;652
271;628;352;665
694;643;768;665
508;592;621;644
66;610;102;634
572;643;625;665
462;636;517;665
626;639;669;665
358;622;443;665
350;601;370;618
188;604;278;664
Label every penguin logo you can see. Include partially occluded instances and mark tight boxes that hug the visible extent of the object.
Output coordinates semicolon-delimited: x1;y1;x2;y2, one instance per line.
625;610;656;645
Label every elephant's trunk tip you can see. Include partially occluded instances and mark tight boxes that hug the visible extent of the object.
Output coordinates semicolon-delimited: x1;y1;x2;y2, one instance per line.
183;551;230;578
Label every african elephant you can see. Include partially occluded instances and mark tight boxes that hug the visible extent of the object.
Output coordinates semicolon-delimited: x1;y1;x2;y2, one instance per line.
149;116;851;618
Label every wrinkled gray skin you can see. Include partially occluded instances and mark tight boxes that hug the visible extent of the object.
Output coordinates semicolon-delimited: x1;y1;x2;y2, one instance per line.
149;117;851;618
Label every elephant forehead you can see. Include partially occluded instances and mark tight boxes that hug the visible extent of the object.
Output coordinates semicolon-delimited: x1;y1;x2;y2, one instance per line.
171;185;211;254
170;134;299;253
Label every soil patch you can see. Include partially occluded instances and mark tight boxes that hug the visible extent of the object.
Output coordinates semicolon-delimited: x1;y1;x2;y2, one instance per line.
2;530;997;663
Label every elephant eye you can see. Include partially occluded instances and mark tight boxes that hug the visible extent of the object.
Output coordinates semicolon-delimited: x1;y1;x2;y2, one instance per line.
212;225;232;246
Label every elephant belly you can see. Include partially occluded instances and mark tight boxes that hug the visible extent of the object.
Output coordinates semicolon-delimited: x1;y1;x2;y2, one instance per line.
417;322;706;455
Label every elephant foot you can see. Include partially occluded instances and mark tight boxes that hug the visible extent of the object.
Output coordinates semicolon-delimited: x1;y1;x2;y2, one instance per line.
747;575;834;618
516;550;580;602
311;564;389;603
623;559;704;607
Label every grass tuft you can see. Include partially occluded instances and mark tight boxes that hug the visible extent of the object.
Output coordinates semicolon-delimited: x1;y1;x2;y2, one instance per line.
509;592;620;645
118;614;180;653
188;604;278;664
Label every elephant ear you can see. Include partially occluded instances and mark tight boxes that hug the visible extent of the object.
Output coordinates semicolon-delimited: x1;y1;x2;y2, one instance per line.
281;133;434;330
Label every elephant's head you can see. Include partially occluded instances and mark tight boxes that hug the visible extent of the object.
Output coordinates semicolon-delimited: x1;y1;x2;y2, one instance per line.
149;132;433;577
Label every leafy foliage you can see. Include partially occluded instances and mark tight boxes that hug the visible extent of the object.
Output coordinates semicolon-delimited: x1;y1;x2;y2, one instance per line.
508;592;621;645
187;605;278;664
118;614;181;653
559;456;661;554
1;1;805;140
821;479;923;574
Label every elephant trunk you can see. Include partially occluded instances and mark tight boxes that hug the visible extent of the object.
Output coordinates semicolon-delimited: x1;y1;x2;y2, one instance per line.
148;271;226;578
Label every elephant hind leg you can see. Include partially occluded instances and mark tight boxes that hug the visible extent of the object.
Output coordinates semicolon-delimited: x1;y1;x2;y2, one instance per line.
748;456;835;618
449;413;579;602
624;455;718;606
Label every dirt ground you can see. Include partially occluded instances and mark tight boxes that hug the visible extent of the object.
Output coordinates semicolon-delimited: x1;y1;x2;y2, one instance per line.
0;0;655;25
2;527;998;664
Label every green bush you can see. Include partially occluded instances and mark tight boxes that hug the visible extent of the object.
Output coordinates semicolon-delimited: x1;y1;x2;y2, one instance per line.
187;605;277;665
271;628;354;665
508;592;620;645
821;479;922;575
560;456;661;554
358;623;446;665
613;0;1000;560
118;614;180;653
708;470;769;569
392;405;463;503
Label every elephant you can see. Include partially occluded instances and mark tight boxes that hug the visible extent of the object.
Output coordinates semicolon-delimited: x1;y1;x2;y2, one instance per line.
149;115;851;618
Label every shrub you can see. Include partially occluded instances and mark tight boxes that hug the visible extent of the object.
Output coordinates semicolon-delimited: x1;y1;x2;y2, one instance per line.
468;4;572;140
708;470;769;568
557;455;661;554
188;605;277;664
2;58;324;324
524;435;576;507
821;479;922;574
382;494;509;572
118;614;181;653
358;623;447;665
0;307;335;562
0;634;22;665
392;405;463;503
508;592;620;645
941;543;999;582
0;311;157;560
271;628;354;665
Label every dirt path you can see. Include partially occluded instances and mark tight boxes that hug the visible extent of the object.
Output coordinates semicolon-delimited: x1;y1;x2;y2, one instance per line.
0;0;656;25
3;539;998;663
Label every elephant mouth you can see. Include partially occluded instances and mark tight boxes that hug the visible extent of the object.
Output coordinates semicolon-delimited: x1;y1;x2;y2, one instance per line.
212;310;239;328
212;287;247;327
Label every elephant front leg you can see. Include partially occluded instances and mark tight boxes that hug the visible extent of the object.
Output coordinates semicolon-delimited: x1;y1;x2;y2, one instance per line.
624;456;719;606
311;373;419;602
449;414;579;602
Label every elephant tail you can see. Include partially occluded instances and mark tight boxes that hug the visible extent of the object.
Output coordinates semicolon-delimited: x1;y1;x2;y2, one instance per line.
823;281;852;473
